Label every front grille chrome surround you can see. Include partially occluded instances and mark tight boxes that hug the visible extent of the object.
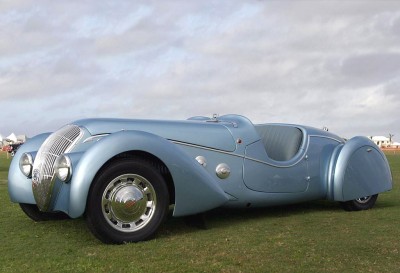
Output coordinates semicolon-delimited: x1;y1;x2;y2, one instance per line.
32;125;83;211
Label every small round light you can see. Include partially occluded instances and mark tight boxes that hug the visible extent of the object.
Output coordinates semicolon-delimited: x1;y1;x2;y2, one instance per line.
216;163;231;179
195;156;207;167
54;154;72;182
19;153;33;178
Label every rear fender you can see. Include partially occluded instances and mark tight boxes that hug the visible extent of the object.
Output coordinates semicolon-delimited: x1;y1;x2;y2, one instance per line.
331;136;392;201
69;130;229;218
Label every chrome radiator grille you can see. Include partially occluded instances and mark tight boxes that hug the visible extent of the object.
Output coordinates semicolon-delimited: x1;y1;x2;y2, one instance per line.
32;125;83;211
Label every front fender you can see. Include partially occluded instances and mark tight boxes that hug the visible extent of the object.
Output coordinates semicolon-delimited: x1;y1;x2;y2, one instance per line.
331;136;392;201
68;130;229;218
8;133;51;204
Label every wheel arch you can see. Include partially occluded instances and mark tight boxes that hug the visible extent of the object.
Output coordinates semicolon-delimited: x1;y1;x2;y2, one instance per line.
93;150;175;205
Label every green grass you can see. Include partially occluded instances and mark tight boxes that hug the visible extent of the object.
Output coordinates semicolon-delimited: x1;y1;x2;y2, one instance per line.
0;151;399;273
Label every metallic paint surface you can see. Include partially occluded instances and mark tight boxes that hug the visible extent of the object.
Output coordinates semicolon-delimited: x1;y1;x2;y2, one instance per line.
68;130;229;218
7;115;393;219
333;136;392;201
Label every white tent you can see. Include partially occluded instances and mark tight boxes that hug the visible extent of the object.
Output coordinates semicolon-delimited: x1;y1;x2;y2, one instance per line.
17;134;27;142
6;133;18;143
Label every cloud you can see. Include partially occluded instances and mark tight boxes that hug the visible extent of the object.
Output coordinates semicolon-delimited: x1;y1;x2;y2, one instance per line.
1;0;400;140
339;53;400;86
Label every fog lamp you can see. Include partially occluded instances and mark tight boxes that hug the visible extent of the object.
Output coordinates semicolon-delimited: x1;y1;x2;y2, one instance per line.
54;154;72;182
19;153;34;178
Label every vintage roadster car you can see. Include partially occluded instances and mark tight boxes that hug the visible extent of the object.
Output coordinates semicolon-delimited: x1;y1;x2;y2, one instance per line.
8;114;392;244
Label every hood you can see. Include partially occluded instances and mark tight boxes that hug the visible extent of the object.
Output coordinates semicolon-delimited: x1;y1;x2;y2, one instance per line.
72;118;237;152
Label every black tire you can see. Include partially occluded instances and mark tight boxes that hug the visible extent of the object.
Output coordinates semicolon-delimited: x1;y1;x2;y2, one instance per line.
19;203;70;221
85;158;170;244
340;194;378;211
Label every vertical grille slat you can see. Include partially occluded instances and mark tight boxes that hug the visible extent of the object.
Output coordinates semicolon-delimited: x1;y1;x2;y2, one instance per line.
32;125;83;211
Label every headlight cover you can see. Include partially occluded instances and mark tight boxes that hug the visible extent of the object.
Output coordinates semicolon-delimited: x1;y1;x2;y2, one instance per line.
54;154;72;182
19;153;34;178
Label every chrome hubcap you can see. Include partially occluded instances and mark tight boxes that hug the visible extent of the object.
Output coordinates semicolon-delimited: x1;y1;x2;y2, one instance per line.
102;174;157;232
355;196;371;204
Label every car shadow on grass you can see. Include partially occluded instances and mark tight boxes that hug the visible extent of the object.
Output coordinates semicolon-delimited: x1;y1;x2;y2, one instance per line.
159;198;396;238
159;201;340;236
13;199;395;244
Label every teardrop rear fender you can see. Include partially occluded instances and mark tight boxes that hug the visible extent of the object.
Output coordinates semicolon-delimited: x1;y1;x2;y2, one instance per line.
68;130;229;218
329;136;392;201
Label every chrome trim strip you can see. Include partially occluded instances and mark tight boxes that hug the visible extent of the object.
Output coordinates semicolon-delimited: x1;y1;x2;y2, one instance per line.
170;140;243;158
83;134;110;143
172;134;341;168
309;135;343;143
244;154;307;168
172;137;310;169
245;137;310;168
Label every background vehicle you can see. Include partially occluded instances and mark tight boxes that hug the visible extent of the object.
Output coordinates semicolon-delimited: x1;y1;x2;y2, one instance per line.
2;143;22;156
9;143;22;156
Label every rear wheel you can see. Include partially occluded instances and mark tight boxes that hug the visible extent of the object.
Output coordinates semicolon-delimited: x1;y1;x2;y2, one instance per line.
85;158;169;244
19;203;69;221
340;194;378;211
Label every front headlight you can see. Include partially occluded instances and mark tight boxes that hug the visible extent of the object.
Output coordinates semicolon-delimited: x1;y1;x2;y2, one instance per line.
19;153;34;178
54;154;72;182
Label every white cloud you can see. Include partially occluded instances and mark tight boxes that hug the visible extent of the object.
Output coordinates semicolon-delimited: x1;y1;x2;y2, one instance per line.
0;0;400;141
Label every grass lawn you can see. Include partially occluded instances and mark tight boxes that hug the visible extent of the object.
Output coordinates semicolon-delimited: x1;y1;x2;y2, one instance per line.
0;151;399;273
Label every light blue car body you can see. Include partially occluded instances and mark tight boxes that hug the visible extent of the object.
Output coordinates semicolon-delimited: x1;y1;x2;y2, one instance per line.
8;114;393;218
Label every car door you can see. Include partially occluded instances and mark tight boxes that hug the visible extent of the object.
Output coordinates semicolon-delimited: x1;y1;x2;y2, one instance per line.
243;139;309;193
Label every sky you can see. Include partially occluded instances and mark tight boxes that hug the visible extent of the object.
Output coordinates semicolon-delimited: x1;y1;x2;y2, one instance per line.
1;0;399;140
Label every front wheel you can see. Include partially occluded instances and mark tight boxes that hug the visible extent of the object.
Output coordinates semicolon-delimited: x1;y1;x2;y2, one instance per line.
85;158;170;244
340;194;378;211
